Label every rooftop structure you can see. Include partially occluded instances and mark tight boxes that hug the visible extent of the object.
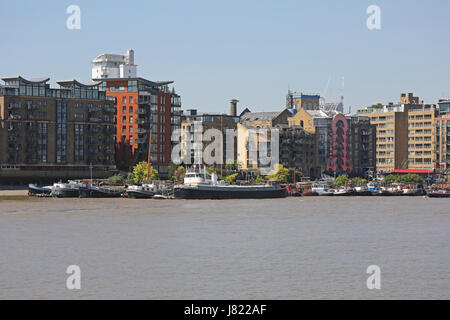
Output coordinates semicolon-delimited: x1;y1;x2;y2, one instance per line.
92;49;137;80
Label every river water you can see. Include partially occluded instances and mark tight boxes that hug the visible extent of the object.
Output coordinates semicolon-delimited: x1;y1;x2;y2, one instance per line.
0;197;449;300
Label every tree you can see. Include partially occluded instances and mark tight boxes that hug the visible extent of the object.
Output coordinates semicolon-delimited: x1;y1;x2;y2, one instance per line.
132;161;159;183
174;166;186;183
108;174;125;184
267;164;289;182
168;162;178;181
384;174;423;185
335;175;349;187
351;177;367;186
224;173;238;184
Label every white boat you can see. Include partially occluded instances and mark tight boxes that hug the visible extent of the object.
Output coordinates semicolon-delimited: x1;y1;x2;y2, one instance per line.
333;188;354;196
51;181;87;198
311;186;333;196
126;183;159;199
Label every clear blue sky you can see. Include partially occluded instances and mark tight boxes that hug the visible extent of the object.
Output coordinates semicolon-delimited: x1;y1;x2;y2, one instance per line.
1;0;449;114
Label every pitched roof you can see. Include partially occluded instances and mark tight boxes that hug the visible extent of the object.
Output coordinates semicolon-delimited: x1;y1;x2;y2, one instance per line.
240;110;286;122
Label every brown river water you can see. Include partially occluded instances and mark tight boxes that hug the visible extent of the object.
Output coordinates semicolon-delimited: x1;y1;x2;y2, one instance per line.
0;197;449;300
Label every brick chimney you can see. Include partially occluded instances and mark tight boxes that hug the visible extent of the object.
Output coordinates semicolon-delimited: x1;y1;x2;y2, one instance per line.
230;99;239;117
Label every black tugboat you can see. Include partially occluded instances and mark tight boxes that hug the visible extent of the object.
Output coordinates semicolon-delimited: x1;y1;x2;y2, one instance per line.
173;168;287;200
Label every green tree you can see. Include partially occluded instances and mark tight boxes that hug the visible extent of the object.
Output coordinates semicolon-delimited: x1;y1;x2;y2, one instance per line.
351;177;367;186
384;174;398;185
168;162;178;181
132;161;159;183
108;174;125;184
267;164;290;182
174;166;186;183
224;173;238;184
335;175;349;187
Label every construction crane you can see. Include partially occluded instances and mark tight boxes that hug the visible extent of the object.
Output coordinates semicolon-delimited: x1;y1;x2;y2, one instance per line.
321;76;345;113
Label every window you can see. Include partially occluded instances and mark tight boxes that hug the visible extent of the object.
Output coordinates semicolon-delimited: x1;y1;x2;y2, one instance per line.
123;106;126;113
129;106;133;113
129;97;133;104
130;116;133;123
122;126;126;133
123;97;126;104
129;127;133;133
130;136;133;143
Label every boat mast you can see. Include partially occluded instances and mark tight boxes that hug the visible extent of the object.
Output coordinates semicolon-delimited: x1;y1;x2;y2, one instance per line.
146;130;152;181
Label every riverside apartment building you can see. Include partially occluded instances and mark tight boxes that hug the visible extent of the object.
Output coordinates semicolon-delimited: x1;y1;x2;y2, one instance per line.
0;76;116;183
92;50;181;176
357;93;436;175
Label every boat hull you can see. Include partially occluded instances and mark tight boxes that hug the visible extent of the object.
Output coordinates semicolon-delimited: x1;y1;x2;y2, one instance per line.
174;185;287;200
427;192;450;198
79;188;123;198
28;184;52;196
126;190;156;199
51;189;80;198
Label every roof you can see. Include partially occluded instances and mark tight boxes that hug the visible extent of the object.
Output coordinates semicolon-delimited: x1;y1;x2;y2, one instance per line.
305;109;330;118
391;169;433;174
2;76;50;85
57;80;103;88
240;110;286;122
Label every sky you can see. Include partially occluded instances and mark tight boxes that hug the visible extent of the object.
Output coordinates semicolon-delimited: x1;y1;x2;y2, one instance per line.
0;0;449;114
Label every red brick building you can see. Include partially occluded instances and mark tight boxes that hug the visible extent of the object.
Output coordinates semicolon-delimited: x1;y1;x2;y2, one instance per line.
97;78;181;175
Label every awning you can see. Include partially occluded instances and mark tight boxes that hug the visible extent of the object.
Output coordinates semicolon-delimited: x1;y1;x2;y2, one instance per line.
391;169;434;174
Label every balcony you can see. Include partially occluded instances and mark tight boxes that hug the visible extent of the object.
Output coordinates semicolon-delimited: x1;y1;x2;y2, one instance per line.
88;117;102;123
137;109;146;115
88;106;102;113
103;106;116;113
8;103;21;110
9;113;22;120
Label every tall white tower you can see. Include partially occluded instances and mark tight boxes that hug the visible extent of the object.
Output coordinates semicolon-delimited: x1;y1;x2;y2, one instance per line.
91;49;137;80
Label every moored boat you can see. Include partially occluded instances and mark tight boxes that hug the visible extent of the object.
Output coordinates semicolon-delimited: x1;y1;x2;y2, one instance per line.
312;186;333;196
28;184;52;196
79;185;124;198
174;168;287;200
51;181;86;198
125;183;159;199
333;188;354;196
427;190;450;198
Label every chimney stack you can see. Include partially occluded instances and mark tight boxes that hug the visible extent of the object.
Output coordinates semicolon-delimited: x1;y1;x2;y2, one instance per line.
230;99;239;117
